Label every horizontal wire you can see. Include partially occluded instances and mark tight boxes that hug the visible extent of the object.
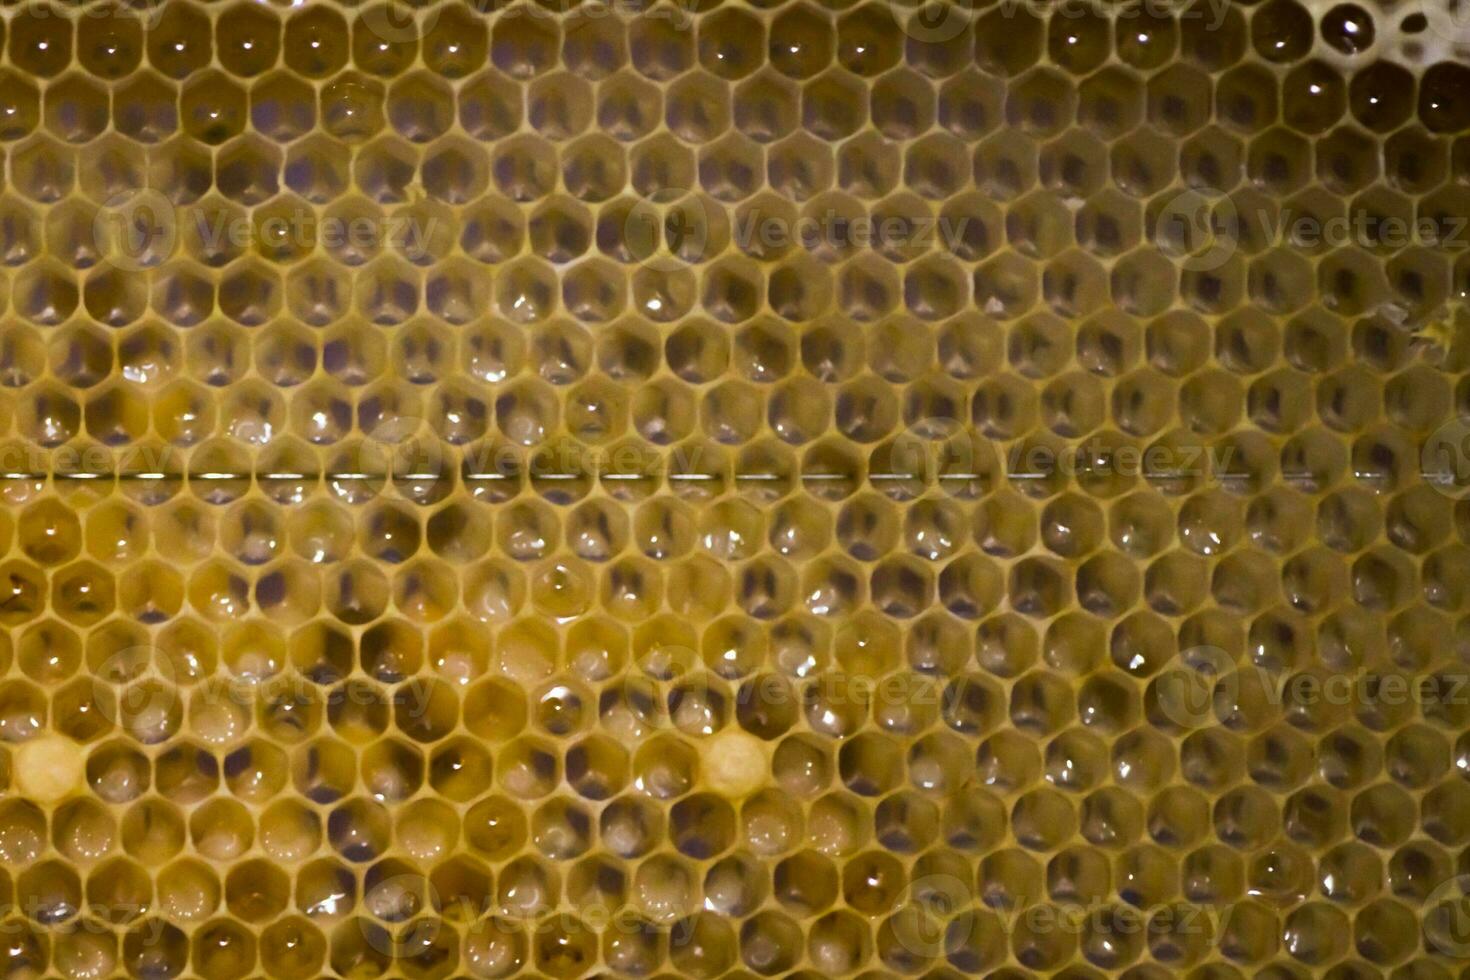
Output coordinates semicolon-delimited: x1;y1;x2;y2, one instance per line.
0;470;1445;483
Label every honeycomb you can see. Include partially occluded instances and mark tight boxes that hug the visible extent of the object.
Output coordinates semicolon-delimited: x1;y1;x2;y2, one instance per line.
0;0;1469;976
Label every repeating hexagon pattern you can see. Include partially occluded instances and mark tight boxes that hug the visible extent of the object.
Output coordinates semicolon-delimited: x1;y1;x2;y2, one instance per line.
0;0;1468;978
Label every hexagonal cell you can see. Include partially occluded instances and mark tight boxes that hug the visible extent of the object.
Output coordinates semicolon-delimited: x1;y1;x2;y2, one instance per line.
1316;126;1380;195
147;135;212;205
698;133;764;203
1006;68;1078;137
902;3;974;79
664;69;730;146
974;5;1042;76
283;6;350;78
770;3;834;79
1077;66;1143;141
1384;130;1447;194
902;132;967;201
83;266;149;327
834;3;899;76
10;134;76;203
870;67;934;140
78;10;146;80
9;8;73;77
53;560;116;625
1047;7;1111;75
1179;126;1244;192
1420;63;1470;133
147;2;213;79
1247;127;1312;195
1039;131;1108;201
1148;64;1212;136
1349;61;1415;133
1180;1;1248;71
249;70;316;141
802;68;867;140
0;69;41;142
1110;126;1177;198
78;134;147;204
975;130;1039;203
217;2;282;76
44;197;103;269
387;71;455;143
1350;186;1415;255
1248;247;1316;314
597;70;661;143
1252;0;1314;62
935;67;1002;140
1216;63;1279;134
285;133;352;203
1076;189;1143;258
216;135;283;206
490;8;560;80
733;70;798;144
44;73;109;144
181;70;248;145
836;132;898;200
488;132;555;203
14;259;80;323
414;3;482;76
1282;59;1346;135
353;134;419;203
352;3;419;77
627;8;693;81
1007;190;1073;260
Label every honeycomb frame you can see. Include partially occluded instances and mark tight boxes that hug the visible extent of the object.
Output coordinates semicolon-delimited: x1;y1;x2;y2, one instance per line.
0;0;1467;977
